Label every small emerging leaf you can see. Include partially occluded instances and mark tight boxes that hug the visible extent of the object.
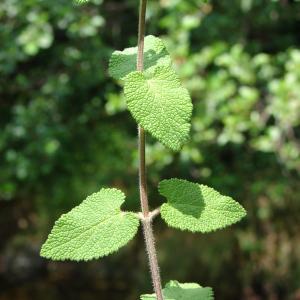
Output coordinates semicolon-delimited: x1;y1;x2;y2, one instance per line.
159;179;246;233
40;188;139;261
141;280;214;300
109;35;171;80
124;65;193;151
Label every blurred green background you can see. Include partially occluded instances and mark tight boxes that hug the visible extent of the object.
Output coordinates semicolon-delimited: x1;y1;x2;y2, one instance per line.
1;0;300;299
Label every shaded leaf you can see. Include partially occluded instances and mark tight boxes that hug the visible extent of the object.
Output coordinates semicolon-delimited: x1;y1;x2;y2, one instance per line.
109;35;171;80
159;179;246;233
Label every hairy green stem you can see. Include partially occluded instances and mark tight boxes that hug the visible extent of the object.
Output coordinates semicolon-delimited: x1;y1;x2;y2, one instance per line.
142;218;163;300
137;0;163;299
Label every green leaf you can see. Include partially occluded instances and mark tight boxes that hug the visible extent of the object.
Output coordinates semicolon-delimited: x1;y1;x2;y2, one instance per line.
140;280;214;300
158;179;246;233
109;35;171;80
124;65;193;151
74;0;89;4
40;188;139;261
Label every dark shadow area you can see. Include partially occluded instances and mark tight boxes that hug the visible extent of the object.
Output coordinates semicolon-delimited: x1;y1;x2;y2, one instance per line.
163;180;204;218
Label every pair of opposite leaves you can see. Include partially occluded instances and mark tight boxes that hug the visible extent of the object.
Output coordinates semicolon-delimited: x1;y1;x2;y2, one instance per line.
41;179;245;299
41;179;246;261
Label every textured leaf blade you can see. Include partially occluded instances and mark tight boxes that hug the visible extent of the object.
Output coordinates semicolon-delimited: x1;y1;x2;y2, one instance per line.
140;280;214;300
109;35;171;80
40;188;139;261
159;179;246;233
124;66;193;151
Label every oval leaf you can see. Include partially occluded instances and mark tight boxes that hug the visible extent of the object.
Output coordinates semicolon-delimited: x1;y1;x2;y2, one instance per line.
159;179;246;233
124;66;193;151
40;188;139;261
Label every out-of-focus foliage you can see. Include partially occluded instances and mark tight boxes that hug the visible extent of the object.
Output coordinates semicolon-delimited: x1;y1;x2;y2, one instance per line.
0;0;300;299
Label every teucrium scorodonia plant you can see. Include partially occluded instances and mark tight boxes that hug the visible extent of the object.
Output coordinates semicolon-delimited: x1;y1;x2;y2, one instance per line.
41;0;247;299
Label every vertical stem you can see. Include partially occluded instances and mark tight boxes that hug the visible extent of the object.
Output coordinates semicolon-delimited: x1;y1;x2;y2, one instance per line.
137;0;147;72
142;220;164;300
138;127;149;216
136;0;164;299
137;0;149;217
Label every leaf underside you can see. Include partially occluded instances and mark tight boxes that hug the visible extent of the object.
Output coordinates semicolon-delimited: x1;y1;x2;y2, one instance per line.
124;66;193;151
40;188;139;261
159;179;246;233
109;35;171;80
140;280;214;300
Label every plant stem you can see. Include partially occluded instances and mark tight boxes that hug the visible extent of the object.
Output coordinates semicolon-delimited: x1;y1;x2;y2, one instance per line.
138;127;149;216
142;219;164;300
137;0;163;299
137;0;147;73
